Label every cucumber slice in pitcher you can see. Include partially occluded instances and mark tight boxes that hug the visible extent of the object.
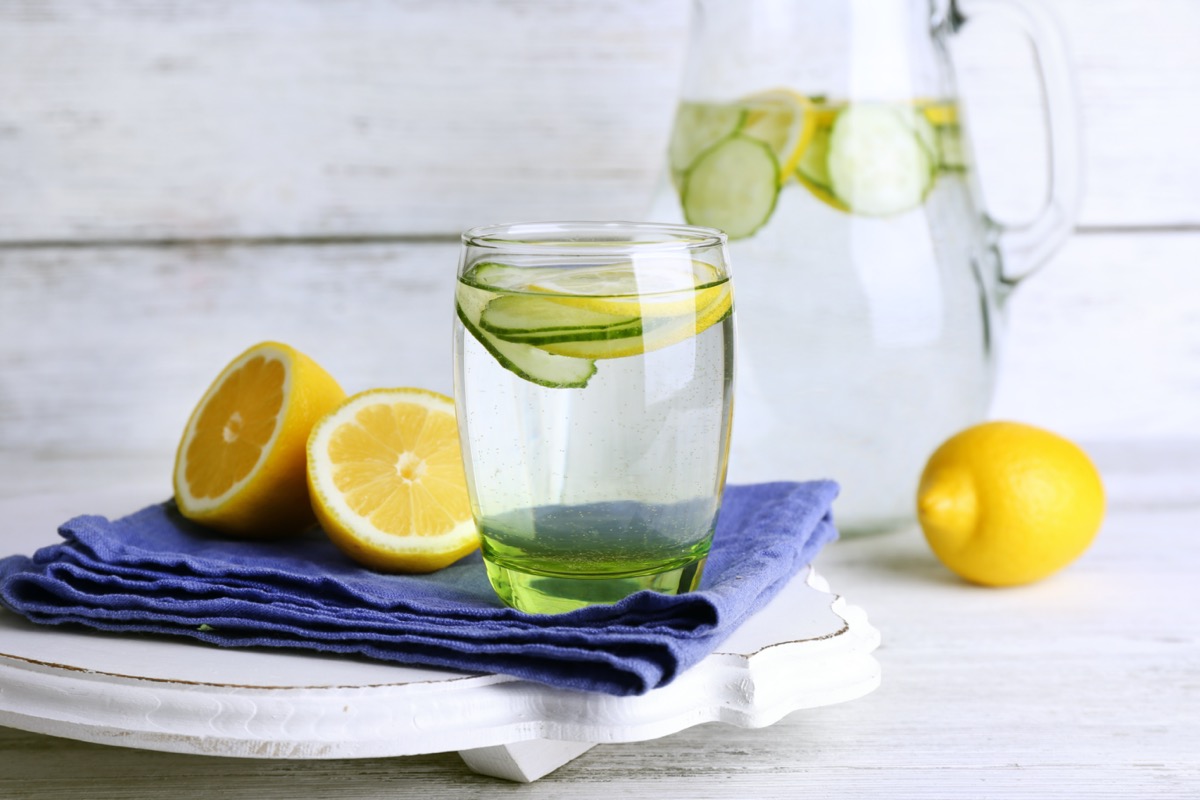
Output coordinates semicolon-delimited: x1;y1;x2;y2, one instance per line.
681;134;780;240
796;121;834;191
918;101;967;171
936;123;967;171
827;105;935;217
456;284;597;389
668;102;748;188
792;106;850;212
739;89;815;182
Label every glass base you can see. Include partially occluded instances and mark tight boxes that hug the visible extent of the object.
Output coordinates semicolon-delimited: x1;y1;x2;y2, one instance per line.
483;554;708;615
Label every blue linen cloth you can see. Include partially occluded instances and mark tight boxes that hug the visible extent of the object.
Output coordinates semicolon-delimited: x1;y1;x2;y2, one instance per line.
0;481;838;696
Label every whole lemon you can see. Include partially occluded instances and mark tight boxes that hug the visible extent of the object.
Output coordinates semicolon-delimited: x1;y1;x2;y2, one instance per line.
916;421;1105;587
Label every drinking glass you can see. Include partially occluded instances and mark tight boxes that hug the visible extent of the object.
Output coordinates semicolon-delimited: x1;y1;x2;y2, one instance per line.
453;221;735;614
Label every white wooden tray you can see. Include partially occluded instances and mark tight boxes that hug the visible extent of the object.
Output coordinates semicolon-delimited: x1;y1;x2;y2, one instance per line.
0;488;881;782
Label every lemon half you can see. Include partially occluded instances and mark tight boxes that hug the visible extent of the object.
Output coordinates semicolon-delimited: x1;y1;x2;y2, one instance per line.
173;341;346;537
307;388;478;573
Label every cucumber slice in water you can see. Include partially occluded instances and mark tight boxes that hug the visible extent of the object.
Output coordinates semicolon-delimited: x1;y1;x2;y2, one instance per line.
681;134;780;240
479;295;643;345
457;284;596;389
540;282;733;360
827;105;935;217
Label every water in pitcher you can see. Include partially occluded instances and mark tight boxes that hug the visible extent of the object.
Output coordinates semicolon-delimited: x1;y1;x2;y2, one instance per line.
651;0;1083;533
652;95;997;532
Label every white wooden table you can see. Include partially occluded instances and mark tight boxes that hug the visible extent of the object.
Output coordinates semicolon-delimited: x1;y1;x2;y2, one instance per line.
2;1;1198;796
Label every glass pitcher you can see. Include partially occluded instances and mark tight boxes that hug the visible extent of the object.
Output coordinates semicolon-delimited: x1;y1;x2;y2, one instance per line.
649;0;1081;534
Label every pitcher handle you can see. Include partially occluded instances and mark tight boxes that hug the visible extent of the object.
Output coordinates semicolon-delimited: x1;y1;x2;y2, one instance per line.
956;0;1083;285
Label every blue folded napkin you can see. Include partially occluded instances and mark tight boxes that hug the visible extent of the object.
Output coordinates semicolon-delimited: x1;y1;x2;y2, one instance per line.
0;481;838;696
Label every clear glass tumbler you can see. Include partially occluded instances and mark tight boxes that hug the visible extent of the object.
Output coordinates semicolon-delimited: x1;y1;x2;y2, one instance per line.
453;221;735;614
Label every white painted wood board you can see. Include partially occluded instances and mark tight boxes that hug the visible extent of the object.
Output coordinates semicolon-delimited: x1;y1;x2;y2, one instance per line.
0;487;880;781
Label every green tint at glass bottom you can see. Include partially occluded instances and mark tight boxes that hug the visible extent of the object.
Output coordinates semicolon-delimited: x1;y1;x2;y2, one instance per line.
477;501;716;615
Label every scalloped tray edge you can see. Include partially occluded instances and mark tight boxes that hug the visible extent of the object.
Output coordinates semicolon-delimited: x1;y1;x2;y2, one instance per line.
0;568;881;770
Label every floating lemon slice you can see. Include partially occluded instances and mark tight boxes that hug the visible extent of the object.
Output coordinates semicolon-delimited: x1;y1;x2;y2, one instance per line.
470;259;732;359
173;341;346;537
538;282;732;359
793;106;850;212
469;260;725;318
526;259;727;318
307;388;479;573
918;99;959;127
740;88;817;182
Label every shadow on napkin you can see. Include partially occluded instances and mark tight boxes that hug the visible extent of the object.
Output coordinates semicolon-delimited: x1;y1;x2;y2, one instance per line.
0;481;838;696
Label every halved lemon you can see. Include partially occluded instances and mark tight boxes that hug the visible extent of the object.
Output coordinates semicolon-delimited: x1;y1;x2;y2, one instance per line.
306;388;478;573
173;341;346;537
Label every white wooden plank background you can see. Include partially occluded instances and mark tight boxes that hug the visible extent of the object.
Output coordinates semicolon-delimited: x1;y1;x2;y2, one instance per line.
3;229;1197;499
0;0;690;241
2;0;1198;475
0;0;1196;243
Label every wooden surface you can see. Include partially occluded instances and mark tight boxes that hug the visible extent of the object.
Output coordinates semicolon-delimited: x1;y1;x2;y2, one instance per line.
1;0;1198;796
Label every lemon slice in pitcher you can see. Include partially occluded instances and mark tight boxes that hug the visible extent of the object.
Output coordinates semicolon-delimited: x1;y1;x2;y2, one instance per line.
740;88;817;181
794;106;850;212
